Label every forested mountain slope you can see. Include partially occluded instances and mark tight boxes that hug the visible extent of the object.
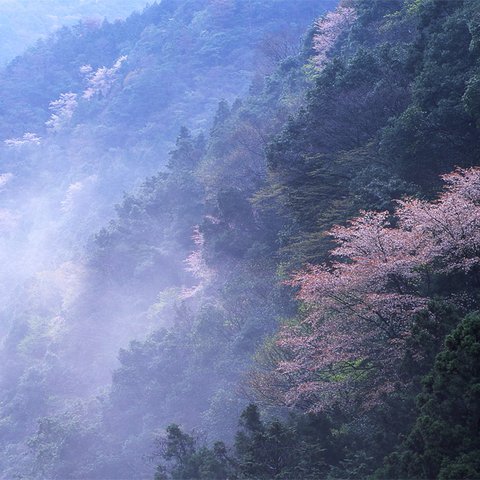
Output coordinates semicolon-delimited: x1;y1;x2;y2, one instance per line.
1;0;480;479
0;0;335;337
143;0;480;478
0;0;334;293
0;0;336;478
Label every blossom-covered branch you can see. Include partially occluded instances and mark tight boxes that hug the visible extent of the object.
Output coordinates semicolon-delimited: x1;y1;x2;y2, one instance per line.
46;92;78;131
313;5;356;69
82;55;127;99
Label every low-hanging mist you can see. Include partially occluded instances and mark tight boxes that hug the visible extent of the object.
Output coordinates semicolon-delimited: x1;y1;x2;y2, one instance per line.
0;1;338;478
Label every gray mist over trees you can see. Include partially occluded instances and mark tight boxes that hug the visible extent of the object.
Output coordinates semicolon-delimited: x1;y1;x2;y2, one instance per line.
0;1;337;477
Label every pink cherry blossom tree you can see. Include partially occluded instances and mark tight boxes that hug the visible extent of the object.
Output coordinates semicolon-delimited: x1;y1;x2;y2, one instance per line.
313;5;357;69
268;167;480;412
182;226;215;298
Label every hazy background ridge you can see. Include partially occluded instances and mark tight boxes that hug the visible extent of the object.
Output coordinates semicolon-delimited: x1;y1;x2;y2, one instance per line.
0;0;150;65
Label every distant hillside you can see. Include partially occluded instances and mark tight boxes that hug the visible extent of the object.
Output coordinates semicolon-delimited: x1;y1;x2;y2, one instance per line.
0;0;151;66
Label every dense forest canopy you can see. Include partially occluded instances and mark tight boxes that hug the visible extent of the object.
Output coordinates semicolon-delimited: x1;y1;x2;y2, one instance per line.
0;0;479;479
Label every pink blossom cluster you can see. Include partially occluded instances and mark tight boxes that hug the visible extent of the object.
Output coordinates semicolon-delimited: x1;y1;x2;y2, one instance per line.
313;6;357;69
182;226;215;298
274;167;480;412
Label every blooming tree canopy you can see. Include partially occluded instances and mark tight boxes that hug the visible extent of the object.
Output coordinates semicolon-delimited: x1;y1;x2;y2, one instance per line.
82;55;127;99
182;226;215;298
271;167;480;412
313;5;356;69
46;92;78;131
4;132;41;147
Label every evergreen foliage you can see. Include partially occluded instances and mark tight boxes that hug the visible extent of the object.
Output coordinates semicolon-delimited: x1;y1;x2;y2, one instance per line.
380;312;480;480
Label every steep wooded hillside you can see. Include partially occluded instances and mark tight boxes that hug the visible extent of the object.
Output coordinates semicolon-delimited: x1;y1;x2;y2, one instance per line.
0;1;336;478
1;0;480;479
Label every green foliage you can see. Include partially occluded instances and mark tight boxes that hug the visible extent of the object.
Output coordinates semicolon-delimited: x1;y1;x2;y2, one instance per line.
234;405;336;480
379;312;480;479
155;405;340;480
263;31;415;263
154;425;232;480
380;0;480;189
